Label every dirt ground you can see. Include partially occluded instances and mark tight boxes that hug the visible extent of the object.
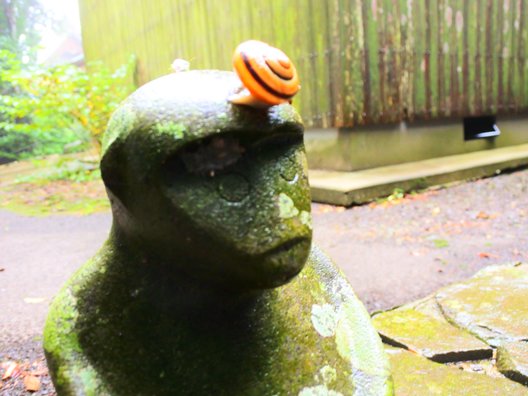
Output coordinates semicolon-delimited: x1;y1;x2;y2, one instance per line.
1;168;527;394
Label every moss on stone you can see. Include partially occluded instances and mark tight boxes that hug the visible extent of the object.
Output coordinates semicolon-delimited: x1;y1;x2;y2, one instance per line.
436;264;528;346
497;342;528;386
45;241;392;395
373;308;491;362
387;346;528;395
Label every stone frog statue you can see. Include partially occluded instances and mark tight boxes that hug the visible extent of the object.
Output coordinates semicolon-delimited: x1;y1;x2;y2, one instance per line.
44;68;392;395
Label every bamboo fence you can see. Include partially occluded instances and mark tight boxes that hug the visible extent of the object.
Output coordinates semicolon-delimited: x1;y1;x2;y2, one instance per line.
79;0;528;128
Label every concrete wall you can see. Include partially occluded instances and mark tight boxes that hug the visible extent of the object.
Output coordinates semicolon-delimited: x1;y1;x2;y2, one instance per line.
306;117;528;171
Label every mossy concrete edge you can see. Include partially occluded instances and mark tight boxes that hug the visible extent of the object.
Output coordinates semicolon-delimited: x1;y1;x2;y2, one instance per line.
309;144;528;206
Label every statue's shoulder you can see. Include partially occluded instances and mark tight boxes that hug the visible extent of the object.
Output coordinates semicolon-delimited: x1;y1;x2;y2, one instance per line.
286;244;394;396
306;244;345;280
302;244;359;302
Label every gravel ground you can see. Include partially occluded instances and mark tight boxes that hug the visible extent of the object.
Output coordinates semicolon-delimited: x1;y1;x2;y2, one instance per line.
1;168;527;394
313;168;528;312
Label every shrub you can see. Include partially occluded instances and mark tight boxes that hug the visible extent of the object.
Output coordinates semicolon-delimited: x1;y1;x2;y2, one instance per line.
0;50;135;161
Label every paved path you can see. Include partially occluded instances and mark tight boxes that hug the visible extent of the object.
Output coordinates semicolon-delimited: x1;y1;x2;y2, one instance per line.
1;168;527;361
0;212;111;351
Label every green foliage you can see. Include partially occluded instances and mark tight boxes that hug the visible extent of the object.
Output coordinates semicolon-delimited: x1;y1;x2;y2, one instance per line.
386;188;405;202
0;50;135;161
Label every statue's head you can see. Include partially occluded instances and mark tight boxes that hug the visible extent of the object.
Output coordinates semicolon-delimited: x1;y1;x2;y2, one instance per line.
100;71;312;291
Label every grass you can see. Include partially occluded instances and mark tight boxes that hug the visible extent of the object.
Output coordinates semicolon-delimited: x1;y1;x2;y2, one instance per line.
0;153;110;216
1;180;109;216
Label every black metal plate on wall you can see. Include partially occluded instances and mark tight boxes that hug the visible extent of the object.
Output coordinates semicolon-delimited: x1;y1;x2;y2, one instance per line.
464;116;501;141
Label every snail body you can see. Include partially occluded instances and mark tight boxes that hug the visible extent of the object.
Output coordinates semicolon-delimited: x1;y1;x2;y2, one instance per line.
229;40;300;108
171;58;190;73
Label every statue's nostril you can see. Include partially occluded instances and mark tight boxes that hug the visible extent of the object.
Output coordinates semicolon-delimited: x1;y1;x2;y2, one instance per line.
217;173;250;203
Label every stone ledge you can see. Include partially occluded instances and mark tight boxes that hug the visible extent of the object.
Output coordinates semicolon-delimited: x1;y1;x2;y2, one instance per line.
309;144;528;206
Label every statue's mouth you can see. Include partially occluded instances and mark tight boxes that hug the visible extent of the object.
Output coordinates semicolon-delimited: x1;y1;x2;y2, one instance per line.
253;237;312;287
260;236;309;258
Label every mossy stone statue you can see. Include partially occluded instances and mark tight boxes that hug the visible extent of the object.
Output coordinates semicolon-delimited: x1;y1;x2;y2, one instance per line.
44;70;392;395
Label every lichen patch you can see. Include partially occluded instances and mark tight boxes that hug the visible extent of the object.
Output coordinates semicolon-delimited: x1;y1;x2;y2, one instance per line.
154;121;186;138
298;384;344;396
311;304;338;337
319;365;337;385
300;211;313;229
278;193;300;219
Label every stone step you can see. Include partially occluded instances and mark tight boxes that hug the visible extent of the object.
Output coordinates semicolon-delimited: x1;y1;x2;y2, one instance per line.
309;143;528;206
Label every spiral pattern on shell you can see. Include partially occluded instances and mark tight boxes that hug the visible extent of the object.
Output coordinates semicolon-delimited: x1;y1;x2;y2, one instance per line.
232;40;300;106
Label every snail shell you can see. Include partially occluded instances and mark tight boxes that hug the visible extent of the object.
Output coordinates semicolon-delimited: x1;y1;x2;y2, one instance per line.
229;40;300;108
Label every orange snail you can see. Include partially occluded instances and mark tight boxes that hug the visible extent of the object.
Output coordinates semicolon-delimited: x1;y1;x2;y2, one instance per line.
228;40;300;108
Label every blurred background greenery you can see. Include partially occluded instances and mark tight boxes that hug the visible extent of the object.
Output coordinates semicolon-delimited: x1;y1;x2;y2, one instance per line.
0;0;134;165
0;0;134;215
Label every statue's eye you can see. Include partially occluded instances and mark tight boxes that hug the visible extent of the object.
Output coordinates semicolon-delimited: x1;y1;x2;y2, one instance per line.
178;136;246;176
163;132;301;178
251;133;302;154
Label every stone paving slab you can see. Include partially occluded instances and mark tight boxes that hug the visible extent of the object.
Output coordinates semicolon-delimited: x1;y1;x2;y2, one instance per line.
436;264;528;347
373;308;491;363
375;263;528;393
386;346;528;395
498;342;528;386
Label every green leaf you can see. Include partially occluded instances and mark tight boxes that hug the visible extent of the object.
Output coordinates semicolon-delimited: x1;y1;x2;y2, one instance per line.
433;239;449;249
